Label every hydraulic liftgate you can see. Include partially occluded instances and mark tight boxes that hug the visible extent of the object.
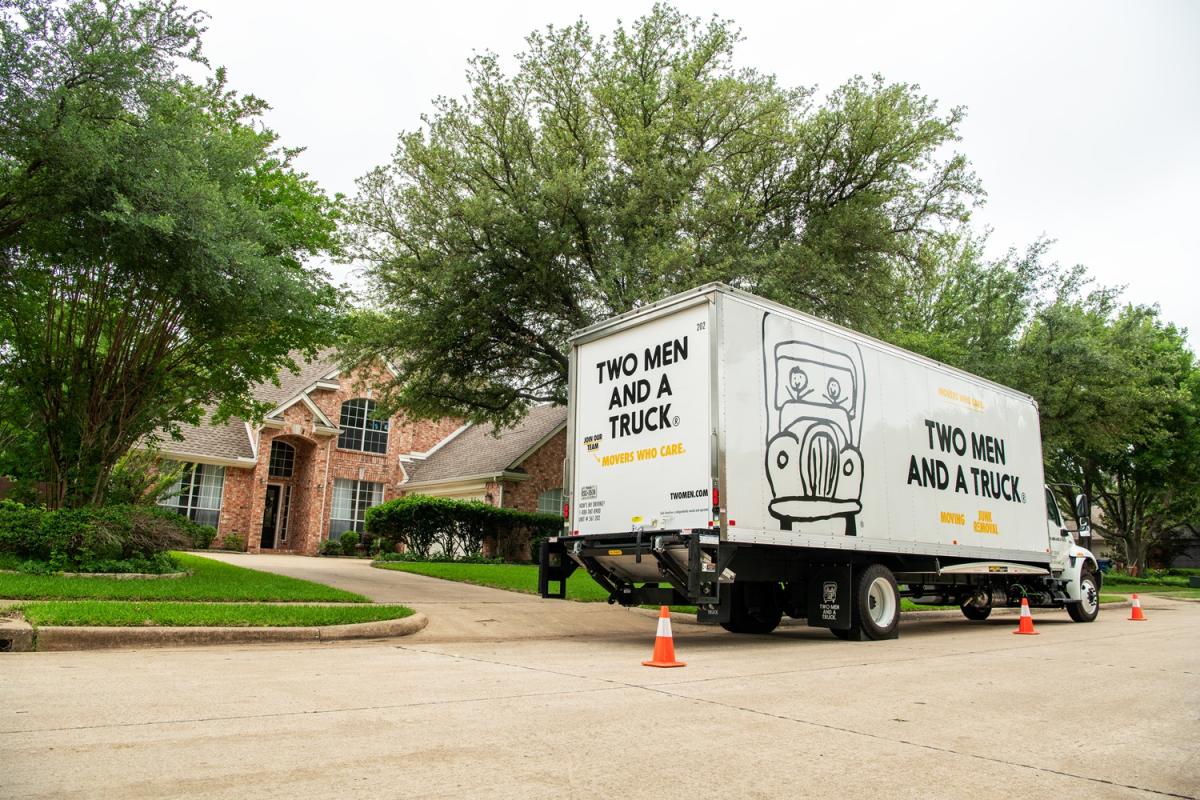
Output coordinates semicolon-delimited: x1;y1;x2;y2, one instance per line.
538;532;736;623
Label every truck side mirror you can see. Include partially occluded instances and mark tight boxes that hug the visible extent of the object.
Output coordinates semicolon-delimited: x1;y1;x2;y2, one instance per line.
1075;493;1091;533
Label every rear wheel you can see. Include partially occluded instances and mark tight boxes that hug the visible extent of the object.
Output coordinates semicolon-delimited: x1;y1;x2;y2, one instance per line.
720;581;783;634
960;588;993;621
834;564;900;641
1067;570;1100;623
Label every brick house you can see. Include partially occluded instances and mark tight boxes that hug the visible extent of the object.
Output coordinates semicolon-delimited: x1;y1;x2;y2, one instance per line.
154;351;566;555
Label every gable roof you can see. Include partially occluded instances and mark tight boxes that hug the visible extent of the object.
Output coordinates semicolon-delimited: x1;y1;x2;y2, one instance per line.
157;414;256;465
151;350;343;464
254;349;342;407
403;405;567;485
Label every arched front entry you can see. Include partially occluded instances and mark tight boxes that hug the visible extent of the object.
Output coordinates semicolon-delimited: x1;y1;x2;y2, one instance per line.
258;434;319;552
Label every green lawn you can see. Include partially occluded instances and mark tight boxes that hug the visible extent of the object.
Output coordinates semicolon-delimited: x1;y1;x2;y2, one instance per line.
376;560;613;601
0;552;367;602
16;601;411;627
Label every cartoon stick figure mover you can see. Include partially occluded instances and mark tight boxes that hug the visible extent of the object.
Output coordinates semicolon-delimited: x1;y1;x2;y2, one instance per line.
762;313;865;533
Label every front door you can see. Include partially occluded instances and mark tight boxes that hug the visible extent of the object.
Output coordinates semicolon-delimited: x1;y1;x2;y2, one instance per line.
261;484;281;549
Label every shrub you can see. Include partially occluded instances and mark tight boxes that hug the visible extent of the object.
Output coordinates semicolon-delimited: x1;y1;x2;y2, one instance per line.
320;538;343;556
220;532;246;552
0;500;46;560
340;531;360;556
105;450;185;506
365;495;561;562
0;501;191;572
190;525;217;549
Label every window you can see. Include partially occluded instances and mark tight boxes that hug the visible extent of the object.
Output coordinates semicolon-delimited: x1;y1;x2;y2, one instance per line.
268;440;295;478
159;462;225;527
330;478;383;538
337;398;388;454
1045;488;1062;527
537;488;563;516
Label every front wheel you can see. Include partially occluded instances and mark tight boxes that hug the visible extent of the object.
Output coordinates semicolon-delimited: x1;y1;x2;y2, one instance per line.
1067;570;1100;623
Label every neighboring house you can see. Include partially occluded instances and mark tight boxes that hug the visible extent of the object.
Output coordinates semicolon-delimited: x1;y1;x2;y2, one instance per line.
154;351;566;555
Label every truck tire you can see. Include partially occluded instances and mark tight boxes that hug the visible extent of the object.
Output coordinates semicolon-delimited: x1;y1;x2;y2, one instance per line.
720;581;782;634
1067;569;1100;623
960;588;993;621
851;564;900;640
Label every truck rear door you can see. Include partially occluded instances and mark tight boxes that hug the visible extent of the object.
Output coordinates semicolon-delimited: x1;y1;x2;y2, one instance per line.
569;299;714;536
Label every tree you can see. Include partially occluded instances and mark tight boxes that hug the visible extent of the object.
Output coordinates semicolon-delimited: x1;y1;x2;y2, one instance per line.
0;0;342;507
1014;300;1200;571
345;3;980;427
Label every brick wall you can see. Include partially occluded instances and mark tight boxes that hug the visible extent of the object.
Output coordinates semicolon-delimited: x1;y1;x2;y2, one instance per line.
220;363;468;555
501;429;566;514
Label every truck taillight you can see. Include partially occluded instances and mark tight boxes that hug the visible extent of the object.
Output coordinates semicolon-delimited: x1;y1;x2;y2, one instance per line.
712;486;719;508
562;501;570;519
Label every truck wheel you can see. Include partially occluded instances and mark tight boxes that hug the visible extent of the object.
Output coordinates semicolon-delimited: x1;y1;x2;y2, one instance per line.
720;581;782;634
960;588;993;621
1067;570;1100;623
851;564;900;640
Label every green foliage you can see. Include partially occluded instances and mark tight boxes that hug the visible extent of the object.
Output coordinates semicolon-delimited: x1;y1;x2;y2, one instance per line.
189;525;217;550
1013;299;1199;571
319;538;343;556
344;3;979;427
104;450;185;507
339;531;360;556
0;552;368;601
0;501;191;572
17;600;412;628
366;494;560;562
219;532;245;552
0;0;342;507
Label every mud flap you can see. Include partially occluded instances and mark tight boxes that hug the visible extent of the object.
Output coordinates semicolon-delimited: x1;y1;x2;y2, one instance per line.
807;564;852;629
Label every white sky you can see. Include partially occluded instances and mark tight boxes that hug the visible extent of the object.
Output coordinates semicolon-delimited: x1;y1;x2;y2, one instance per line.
192;0;1199;344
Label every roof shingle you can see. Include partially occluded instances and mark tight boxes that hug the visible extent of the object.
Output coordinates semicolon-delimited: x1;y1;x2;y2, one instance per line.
403;405;567;484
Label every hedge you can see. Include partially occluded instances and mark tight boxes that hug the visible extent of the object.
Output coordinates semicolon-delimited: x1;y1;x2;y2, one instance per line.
0;500;202;572
365;494;561;562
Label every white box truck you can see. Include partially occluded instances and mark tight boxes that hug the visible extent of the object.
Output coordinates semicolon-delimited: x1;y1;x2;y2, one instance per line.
538;283;1102;640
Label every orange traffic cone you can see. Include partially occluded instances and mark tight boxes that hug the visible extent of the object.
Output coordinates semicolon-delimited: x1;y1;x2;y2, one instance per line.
1012;597;1039;635
1129;593;1147;621
643;606;686;668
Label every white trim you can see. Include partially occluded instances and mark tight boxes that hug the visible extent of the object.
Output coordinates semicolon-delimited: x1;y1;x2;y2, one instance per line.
313;380;340;391
403;470;530;489
313;425;340;437
509;419;567;469
155;449;258;469
262;419;285;429
407;480;491;500
265;391;337;429
398;422;473;463
244;421;259;459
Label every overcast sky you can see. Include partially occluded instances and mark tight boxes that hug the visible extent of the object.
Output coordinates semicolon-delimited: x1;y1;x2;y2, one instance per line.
192;0;1198;343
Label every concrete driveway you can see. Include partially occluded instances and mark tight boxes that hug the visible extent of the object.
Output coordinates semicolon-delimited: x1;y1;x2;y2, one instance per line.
2;552;1198;799
197;551;658;642
3;597;1197;799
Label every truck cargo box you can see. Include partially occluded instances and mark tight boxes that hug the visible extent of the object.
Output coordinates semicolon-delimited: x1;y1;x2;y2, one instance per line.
567;283;1050;565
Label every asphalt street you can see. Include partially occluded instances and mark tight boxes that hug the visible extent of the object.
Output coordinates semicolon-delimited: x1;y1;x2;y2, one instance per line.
2;555;1196;799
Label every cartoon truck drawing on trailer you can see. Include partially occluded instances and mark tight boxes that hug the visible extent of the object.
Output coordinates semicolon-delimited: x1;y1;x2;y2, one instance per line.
763;313;865;533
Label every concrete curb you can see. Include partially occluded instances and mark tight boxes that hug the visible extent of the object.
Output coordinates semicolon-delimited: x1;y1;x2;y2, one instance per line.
30;612;428;652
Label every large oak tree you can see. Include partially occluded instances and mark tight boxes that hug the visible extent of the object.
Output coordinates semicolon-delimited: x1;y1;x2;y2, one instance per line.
345;4;981;427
